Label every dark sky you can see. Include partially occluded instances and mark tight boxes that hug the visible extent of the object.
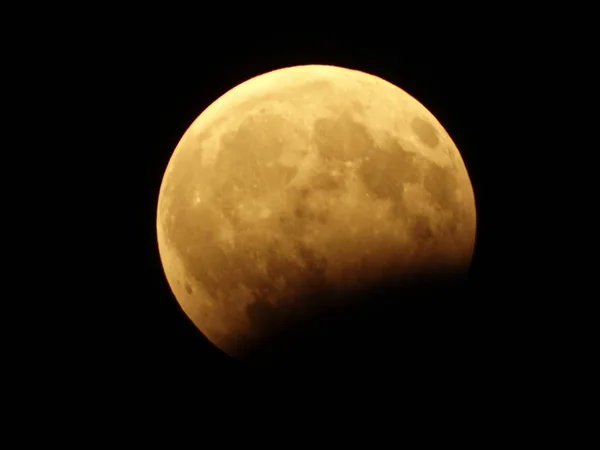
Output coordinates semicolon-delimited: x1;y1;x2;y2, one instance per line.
86;30;526;388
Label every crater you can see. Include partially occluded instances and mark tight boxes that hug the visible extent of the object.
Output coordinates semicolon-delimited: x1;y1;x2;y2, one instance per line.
411;117;439;148
184;281;193;295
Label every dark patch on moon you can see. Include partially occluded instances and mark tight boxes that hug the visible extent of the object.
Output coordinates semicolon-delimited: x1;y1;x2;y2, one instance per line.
313;113;374;162
184;281;193;294
424;163;457;208
310;171;342;191
411;117;439;148
193;80;333;153
293;203;328;226
216;112;301;198
359;140;421;215
411;215;433;242
280;170;345;236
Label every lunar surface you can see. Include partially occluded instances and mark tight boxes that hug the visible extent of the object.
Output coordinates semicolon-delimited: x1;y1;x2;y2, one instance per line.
156;65;476;362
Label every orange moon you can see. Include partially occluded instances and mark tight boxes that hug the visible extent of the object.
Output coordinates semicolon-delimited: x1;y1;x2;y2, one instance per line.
156;65;476;360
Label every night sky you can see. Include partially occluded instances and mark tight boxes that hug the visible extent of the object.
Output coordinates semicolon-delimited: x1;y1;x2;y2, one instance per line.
90;30;528;388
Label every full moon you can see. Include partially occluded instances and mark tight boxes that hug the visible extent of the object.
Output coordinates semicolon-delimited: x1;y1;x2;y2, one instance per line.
157;65;476;362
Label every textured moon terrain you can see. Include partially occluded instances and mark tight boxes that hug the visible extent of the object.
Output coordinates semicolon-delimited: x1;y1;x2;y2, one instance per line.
157;65;476;363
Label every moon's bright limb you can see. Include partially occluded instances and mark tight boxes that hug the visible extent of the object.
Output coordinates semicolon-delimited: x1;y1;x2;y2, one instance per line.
156;65;476;359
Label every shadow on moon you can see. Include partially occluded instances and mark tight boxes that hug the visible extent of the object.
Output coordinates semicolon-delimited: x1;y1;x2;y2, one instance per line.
234;269;479;372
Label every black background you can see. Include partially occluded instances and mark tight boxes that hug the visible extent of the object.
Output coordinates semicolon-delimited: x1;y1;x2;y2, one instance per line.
5;6;586;431
75;29;538;392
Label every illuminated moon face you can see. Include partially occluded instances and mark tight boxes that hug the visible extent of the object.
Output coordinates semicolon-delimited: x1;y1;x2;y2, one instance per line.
156;65;476;359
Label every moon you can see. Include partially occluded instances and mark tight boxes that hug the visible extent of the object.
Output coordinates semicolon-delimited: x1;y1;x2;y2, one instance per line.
156;65;476;362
